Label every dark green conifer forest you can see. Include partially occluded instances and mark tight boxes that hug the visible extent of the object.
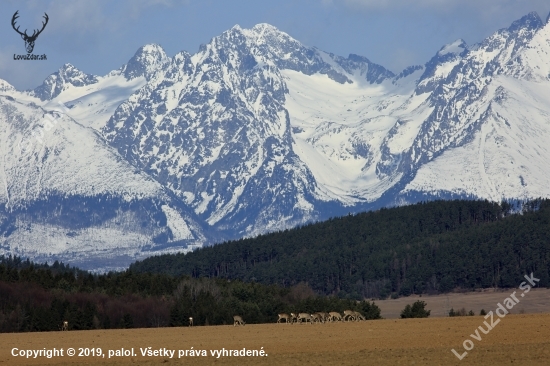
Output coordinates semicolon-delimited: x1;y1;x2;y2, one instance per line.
131;199;550;298
0;256;379;332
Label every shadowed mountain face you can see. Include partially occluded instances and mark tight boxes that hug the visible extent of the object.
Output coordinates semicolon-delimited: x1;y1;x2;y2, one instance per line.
2;12;550;269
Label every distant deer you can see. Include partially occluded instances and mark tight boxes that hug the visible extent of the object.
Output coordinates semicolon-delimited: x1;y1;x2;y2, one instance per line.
61;320;68;331
314;312;329;323
277;313;291;323
189;317;193;327
343;310;356;321
329;312;343;322
233;315;245;326
311;313;323;323
296;313;313;324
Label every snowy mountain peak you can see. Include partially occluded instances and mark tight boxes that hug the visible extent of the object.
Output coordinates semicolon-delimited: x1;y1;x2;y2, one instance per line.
122;43;169;81
215;22;297;53
251;23;279;32
224;23;394;85
507;11;543;33
31;63;99;101
343;54;396;83
438;39;467;56
247;23;294;44
0;79;15;93
499;11;550;82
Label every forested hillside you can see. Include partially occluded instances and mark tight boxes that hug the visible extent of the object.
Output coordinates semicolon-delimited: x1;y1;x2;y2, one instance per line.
130;200;550;298
0;256;379;333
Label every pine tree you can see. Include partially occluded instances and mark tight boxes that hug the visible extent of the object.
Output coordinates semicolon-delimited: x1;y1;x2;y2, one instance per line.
400;300;430;318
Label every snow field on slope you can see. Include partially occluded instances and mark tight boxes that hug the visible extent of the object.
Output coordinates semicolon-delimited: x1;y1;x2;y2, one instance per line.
48;73;147;130
0;222;196;272
438;39;466;56
283;69;417;202
0;97;162;205
161;205;194;240
404;76;550;200
3;221;151;257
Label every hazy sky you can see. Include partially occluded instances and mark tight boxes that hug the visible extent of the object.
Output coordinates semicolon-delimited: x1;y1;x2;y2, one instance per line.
1;0;548;90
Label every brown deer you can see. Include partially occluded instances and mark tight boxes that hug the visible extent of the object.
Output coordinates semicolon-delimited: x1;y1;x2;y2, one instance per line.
277;313;291;323
329;312;343;322
296;313;313;324
233;315;245;326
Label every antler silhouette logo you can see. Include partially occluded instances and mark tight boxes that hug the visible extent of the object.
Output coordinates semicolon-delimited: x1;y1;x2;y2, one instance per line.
11;11;49;54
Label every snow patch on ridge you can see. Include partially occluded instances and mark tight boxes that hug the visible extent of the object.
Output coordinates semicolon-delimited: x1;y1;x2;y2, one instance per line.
438;39;467;56
162;205;194;240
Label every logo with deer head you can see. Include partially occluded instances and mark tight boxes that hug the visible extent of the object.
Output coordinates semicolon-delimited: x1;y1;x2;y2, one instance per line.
11;10;49;54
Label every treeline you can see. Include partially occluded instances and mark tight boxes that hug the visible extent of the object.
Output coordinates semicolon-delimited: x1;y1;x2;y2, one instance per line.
130;199;550;298
0;258;380;333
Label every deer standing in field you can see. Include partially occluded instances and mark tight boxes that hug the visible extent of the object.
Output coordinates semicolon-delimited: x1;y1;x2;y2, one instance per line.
311;313;323;323
61;320;68;331
296;313;313;324
329;312;343;322
233;315;245;326
277;313;291;323
343;310;356;321
189;317;193;326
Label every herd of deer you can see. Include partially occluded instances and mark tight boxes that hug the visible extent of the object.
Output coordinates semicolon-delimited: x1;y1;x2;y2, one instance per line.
59;311;365;330
232;310;367;326
276;310;366;324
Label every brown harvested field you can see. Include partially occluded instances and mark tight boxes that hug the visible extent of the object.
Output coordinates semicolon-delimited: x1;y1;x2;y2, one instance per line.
1;313;550;365
376;288;550;318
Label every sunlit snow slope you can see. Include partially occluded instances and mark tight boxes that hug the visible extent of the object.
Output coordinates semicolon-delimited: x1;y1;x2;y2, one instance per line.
0;94;206;271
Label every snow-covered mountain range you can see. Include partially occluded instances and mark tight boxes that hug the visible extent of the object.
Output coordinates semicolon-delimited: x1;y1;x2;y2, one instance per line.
1;11;550;270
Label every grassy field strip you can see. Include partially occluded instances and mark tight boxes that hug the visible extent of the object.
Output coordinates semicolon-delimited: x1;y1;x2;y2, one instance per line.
1;313;549;365
375;288;550;318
